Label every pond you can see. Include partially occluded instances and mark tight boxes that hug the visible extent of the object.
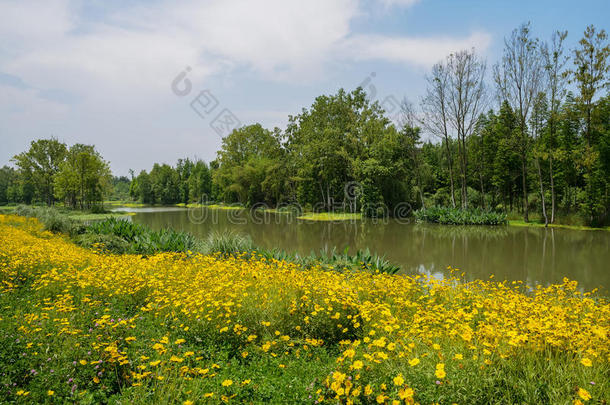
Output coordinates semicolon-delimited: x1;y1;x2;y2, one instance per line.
113;206;610;292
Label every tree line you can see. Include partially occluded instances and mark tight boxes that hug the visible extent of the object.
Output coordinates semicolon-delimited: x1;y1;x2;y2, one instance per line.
2;23;609;225
1;139;112;209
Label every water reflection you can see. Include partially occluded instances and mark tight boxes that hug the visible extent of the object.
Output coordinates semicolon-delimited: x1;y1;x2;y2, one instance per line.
118;207;609;292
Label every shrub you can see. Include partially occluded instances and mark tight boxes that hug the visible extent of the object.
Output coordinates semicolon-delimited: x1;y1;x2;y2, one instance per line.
414;206;507;225
75;233;131;254
14;205;84;236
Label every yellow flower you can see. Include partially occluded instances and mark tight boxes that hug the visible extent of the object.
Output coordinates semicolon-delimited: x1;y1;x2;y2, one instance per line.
149;360;161;366
435;363;446;379
170;355;184;363
79;359;88;365
376;394;387;404
352;360;364;370
125;336;136;342
454;353;463;360
222;379;233;387
364;384;373;396
93;376;100;384
409;358;420;367
393;374;405;386
580;358;592;367
398;387;414;400
577;388;591;401
47;390;55;396
174;338;186;345
183;401;193;405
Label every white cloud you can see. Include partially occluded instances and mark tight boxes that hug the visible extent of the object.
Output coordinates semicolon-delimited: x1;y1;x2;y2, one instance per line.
1;0;489;96
375;0;421;8
342;31;492;67
0;0;492;173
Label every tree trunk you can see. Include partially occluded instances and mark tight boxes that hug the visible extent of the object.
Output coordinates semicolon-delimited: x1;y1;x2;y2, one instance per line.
549;156;556;223
443;136;456;208
535;157;548;226
479;171;486;210
521;153;529;222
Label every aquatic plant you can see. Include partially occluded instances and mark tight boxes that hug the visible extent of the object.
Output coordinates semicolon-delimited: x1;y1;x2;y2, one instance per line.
414;206;508;225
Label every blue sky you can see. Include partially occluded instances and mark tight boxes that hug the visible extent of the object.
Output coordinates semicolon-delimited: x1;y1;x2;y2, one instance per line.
1;0;608;175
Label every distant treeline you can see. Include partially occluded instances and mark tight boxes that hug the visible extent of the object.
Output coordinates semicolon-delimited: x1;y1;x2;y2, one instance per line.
1;23;609;225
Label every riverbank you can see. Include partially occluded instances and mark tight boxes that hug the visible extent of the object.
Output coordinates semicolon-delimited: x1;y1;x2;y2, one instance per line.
0;214;607;403
508;219;610;232
13;207;399;273
106;201;610;230
1;204;134;220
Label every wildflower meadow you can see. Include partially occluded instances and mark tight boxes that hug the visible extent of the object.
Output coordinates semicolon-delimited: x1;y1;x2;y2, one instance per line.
0;214;608;404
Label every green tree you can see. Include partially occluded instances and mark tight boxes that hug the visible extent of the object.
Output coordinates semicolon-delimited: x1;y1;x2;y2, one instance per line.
494;22;544;222
131;170;154;204
12;138;67;205
214;124;285;205
54;144;112;209
542;30;569;223
150;164;180;205
188;160;212;202
571;25;609;223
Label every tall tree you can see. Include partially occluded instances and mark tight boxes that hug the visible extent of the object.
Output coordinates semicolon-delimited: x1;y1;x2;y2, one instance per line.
530;92;550;225
494;22;544;222
54;144;112;209
542;30;569;223
571;25;609;223
446;49;487;209
421;62;457;207
12;138;67;206
214;124;284;205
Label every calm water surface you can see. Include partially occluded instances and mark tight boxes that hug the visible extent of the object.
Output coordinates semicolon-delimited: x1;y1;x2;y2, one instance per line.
115;207;610;292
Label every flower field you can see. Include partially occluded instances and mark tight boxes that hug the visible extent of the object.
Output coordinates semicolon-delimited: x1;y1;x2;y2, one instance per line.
0;214;608;404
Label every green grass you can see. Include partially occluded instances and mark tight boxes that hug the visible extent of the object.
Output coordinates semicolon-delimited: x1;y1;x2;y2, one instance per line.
175;203;244;210
0;205;17;213
297;212;362;221
104;200;149;208
508;219;610;232
66;211;134;220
